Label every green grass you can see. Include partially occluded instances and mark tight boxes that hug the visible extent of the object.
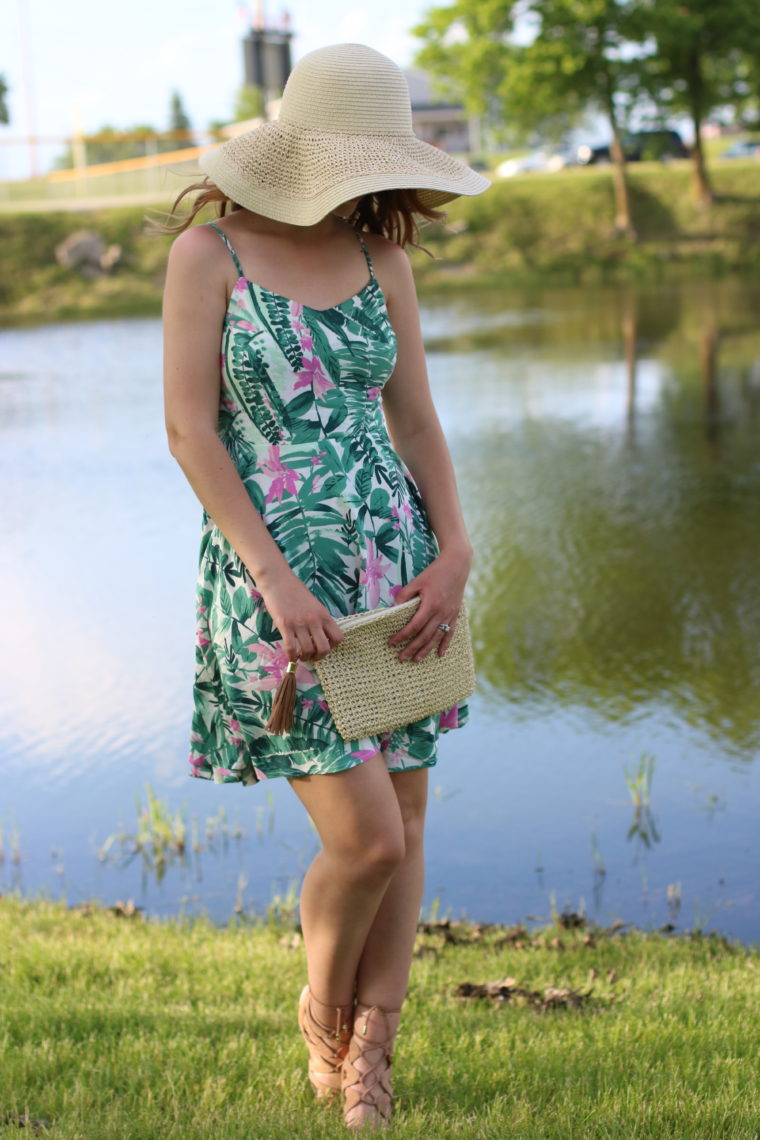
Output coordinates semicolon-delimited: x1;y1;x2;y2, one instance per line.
1;894;758;1138
4;159;760;325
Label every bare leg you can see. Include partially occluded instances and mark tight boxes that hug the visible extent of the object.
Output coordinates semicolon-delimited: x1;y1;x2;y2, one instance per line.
288;749;406;1008
354;766;429;1008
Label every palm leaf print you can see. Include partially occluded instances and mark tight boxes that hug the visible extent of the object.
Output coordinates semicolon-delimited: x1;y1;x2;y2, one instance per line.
189;227;469;787
226;333;292;444
262;292;304;372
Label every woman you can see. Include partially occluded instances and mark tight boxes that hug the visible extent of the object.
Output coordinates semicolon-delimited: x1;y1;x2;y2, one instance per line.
159;43;489;1131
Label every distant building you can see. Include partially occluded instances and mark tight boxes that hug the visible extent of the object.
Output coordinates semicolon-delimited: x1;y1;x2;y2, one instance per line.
242;16;293;106
238;22;477;153
404;71;479;155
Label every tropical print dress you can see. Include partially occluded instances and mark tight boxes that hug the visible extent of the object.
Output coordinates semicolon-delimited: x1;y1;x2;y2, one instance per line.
188;220;469;786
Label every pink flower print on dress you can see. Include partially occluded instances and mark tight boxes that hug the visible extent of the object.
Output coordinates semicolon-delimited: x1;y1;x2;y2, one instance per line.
367;387;382;401
290;300;308;335
359;539;392;608
439;706;459;730
389;584;404;601
247;641;313;689
317;698;330;713
350;748;382;762
229;718;244;746
261;444;299;504
234;278;248;292
196;629;211;648
220;397;238;413
232;319;259;333
294;354;335;396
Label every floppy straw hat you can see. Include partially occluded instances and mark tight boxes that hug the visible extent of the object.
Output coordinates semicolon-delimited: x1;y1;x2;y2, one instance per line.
197;42;491;226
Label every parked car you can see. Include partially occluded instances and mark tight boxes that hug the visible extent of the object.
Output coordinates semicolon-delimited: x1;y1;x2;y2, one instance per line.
495;148;577;177
721;139;760;159
576;130;689;165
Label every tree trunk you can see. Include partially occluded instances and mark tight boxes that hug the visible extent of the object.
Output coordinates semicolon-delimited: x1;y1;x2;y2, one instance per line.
606;98;636;239
610;128;636;238
690;108;713;206
687;48;713;206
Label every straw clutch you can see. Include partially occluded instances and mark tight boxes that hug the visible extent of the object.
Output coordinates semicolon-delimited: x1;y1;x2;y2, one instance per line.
313;598;476;741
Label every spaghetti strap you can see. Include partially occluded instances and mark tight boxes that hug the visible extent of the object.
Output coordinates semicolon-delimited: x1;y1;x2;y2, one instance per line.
354;230;375;280
205;222;246;279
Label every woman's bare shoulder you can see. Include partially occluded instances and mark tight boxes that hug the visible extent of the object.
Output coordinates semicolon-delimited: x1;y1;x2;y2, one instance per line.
361;230;415;303
167;221;226;271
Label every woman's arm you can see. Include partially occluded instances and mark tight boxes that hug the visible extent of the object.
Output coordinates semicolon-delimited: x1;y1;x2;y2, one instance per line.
375;239;473;660
162;224;344;663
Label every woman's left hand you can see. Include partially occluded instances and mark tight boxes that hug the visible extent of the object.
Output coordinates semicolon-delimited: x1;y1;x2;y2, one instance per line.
388;547;472;661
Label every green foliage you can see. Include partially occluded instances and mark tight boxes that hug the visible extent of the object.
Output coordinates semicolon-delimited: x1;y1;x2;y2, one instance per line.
234;82;265;122
413;1;644;143
410;163;760;287
0;72;9;125
634;0;760;121
4;163;760;324
168;89;194;147
413;0;760;203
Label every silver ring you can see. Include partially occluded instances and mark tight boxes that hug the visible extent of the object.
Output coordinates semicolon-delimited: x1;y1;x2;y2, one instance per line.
438;623;451;633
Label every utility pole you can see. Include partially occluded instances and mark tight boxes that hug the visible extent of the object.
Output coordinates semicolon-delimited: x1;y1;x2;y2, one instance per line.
18;0;39;177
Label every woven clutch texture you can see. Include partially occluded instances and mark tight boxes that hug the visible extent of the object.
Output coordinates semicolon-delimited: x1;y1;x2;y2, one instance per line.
314;598;476;741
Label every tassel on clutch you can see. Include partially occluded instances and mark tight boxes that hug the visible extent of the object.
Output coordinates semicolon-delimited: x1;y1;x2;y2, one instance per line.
265;660;298;734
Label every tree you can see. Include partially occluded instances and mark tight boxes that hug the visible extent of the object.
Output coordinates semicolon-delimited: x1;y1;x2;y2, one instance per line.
233;83;265;122
413;0;645;237
634;0;760;205
168;90;194;149
0;73;9;125
51;124;162;170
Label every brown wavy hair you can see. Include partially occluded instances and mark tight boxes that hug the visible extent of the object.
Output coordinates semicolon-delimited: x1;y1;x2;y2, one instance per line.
145;176;446;253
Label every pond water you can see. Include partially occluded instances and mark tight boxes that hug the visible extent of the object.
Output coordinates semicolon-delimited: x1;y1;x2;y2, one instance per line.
2;278;759;945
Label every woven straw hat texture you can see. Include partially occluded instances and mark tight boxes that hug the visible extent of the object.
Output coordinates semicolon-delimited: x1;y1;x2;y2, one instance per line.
197;43;491;226
313;598;476;741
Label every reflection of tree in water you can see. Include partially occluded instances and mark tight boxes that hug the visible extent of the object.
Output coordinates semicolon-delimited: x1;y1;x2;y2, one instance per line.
451;280;760;755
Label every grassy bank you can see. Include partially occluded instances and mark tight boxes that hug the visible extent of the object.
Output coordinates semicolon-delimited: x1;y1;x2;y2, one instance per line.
1;894;758;1138
415;161;760;289
2;161;760;326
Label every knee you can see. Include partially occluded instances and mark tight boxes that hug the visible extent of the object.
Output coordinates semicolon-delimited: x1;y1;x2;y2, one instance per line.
330;827;406;881
360;830;406;878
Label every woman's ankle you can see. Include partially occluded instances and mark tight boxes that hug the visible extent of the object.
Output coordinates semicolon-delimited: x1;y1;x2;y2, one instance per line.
307;986;354;1031
353;1000;402;1045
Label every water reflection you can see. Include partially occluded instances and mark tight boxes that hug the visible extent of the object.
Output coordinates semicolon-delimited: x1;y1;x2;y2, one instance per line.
1;279;758;939
427;282;760;756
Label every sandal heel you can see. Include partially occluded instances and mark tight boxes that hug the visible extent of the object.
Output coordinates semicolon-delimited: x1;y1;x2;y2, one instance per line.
298;984;353;1102
342;1002;401;1131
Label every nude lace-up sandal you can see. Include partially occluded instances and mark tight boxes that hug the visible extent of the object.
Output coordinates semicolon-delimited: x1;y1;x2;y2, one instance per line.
341;1002;402;1131
298;984;354;1101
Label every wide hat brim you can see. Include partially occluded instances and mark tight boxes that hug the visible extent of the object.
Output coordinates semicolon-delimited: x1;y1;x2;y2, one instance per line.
196;119;490;226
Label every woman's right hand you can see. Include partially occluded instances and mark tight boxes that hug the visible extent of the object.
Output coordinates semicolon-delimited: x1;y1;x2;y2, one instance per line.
256;569;345;663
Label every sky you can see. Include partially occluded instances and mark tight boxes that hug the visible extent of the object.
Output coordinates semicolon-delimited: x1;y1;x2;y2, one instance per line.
0;0;431;180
